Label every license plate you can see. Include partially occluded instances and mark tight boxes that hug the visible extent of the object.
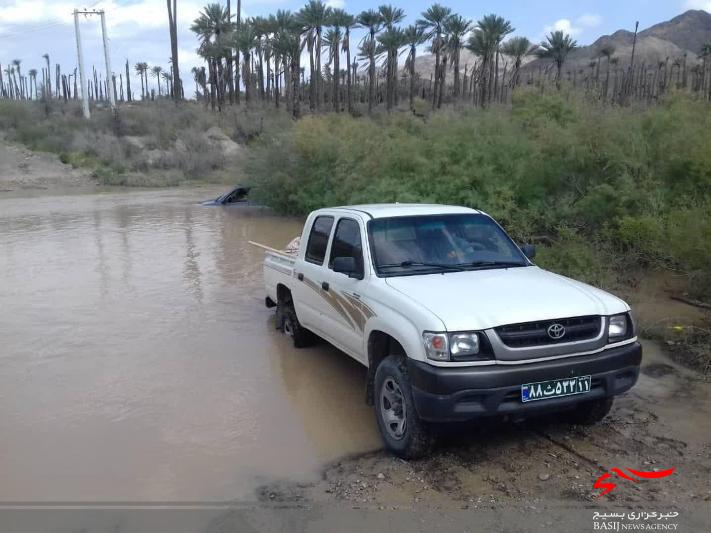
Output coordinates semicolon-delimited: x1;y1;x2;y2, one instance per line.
521;376;591;403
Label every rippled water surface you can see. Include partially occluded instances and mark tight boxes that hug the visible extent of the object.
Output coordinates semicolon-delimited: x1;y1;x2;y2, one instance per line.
0;188;380;502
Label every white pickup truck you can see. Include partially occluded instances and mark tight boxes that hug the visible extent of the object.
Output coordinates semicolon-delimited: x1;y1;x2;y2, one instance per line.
261;204;641;458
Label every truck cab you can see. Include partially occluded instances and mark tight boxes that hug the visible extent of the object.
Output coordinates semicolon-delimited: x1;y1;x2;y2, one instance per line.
262;204;641;458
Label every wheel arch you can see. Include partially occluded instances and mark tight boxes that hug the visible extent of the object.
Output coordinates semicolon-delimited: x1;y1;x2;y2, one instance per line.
365;329;408;405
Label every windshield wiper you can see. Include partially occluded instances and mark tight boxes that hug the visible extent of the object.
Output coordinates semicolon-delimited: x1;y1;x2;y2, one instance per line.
458;261;528;268
378;260;466;272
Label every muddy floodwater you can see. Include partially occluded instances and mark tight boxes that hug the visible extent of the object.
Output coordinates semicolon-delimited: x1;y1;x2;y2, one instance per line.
0;188;381;502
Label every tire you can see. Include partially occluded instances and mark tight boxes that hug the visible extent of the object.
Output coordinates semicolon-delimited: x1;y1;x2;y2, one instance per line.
280;303;315;348
374;355;435;459
566;397;614;425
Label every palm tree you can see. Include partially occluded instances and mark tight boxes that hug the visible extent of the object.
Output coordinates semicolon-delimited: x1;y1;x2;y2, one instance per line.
191;3;233;108
28;69;37;99
166;0;181;100
700;42;711;60
357;9;382;112
234;22;257;103
12;59;22;99
475;14;513;104
598;44;616;98
323;26;343;110
538;30;578;89
271;10;303;115
161;71;173;97
330;9;356;112
500;36;537;87
42;53;51;98
443;14;472;101
134;62;148;99
403;24;426;110
298;0;331;110
378;5;405;108
151;66;163;96
418;3;452;109
376;27;405;111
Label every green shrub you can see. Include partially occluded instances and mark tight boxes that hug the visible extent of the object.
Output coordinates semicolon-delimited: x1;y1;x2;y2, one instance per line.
246;93;711;297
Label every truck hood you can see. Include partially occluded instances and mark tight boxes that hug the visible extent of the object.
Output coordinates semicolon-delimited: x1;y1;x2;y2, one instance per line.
384;266;629;331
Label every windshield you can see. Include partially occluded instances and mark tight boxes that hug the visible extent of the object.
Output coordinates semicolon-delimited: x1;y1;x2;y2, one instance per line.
369;213;529;276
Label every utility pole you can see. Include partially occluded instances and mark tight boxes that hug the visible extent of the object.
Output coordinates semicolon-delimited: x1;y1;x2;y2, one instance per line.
99;10;116;110
73;9;90;118
73;8;117;117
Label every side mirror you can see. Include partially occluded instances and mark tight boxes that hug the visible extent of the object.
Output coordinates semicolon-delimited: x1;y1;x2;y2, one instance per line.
521;244;536;260
333;256;362;279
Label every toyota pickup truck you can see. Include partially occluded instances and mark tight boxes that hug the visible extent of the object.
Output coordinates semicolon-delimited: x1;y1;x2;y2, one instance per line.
260;204;641;458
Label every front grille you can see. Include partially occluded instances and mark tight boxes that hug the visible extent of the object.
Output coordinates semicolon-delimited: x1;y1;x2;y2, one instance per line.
495;316;602;348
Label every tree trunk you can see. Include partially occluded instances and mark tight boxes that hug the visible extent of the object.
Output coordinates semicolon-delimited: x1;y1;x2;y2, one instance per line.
345;29;352;113
308;34;316;110
432;38;440;109
167;0;182;100
409;47;416;111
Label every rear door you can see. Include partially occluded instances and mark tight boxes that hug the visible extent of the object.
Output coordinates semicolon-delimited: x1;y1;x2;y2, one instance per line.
320;216;370;363
293;214;335;336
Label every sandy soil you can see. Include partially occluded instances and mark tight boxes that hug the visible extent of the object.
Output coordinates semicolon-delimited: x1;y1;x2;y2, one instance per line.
259;340;711;529
0;136;95;195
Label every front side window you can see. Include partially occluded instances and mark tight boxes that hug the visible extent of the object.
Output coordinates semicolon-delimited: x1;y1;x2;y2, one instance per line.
305;215;334;264
329;218;363;271
369;214;528;276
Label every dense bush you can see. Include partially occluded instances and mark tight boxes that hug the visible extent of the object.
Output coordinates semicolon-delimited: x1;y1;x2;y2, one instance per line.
247;91;711;296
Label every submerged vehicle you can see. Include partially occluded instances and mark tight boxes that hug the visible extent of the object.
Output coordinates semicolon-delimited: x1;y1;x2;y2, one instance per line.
256;204;641;458
202;186;252;206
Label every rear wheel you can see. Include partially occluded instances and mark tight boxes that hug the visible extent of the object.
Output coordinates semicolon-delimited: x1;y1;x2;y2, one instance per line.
567;397;614;425
280;304;316;348
374;355;434;459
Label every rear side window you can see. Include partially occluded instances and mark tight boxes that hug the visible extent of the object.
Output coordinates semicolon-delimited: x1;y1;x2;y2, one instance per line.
329;218;363;270
305;216;334;264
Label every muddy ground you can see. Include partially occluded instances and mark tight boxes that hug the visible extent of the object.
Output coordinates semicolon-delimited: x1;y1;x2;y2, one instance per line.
258;342;710;527
0;134;96;195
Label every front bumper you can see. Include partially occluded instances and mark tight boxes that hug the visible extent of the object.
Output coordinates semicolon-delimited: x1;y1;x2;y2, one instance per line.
408;342;642;422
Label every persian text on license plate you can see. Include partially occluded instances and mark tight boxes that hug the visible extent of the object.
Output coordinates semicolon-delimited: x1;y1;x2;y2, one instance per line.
521;376;591;403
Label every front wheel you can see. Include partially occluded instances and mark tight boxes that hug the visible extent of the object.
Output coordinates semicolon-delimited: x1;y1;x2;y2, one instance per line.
374;355;434;459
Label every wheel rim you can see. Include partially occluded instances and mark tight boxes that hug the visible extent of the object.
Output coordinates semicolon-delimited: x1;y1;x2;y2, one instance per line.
283;316;294;337
380;377;407;440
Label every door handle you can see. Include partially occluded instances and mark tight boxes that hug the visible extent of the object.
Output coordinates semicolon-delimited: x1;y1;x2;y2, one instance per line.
321;281;329;291
297;273;304;281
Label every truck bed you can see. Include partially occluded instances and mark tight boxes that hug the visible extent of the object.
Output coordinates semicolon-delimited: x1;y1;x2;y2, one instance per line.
250;240;297;305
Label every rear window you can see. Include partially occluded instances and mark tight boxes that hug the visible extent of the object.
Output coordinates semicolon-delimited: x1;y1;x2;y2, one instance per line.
305;216;334;265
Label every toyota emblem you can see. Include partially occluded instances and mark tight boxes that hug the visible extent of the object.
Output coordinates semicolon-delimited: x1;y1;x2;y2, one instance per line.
547;323;566;339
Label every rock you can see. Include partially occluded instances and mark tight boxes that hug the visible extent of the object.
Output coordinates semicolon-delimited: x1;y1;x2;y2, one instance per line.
376;473;385;480
205;126;230;141
538;473;551;481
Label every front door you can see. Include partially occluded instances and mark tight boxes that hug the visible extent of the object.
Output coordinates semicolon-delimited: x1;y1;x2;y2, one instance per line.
320;217;369;363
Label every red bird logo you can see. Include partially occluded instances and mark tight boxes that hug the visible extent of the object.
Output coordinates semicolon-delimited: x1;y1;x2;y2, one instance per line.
593;467;675;497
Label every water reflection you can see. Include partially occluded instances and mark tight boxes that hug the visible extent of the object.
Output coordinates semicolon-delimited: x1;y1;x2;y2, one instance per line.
0;188;379;502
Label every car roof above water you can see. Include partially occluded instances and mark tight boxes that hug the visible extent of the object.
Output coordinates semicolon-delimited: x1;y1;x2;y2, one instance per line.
326;203;481;219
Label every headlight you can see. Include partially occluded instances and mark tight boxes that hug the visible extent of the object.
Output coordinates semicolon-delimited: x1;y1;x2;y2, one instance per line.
608;313;632;341
423;331;492;362
450;333;480;356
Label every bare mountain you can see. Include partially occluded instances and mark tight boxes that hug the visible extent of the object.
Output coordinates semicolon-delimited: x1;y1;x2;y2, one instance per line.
541;9;711;72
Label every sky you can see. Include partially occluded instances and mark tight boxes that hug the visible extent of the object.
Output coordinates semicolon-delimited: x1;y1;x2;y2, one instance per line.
0;0;708;97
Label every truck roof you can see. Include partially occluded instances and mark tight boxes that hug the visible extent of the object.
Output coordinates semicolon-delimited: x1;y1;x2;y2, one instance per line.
330;203;481;219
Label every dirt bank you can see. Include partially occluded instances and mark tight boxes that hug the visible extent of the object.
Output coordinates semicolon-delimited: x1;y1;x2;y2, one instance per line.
259;340;711;523
0;136;95;195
